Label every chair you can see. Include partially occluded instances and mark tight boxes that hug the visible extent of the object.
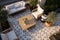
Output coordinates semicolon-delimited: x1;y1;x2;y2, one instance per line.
32;4;44;19
1;27;19;40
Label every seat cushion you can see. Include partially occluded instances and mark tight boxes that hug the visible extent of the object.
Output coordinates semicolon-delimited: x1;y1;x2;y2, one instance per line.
5;1;26;15
1;30;18;40
7;30;18;40
1;34;8;40
32;11;43;19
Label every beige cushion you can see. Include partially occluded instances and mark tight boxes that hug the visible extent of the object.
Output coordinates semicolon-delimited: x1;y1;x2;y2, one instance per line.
32;4;44;19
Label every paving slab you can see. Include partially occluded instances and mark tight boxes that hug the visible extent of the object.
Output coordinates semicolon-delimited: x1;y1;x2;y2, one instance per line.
7;9;60;40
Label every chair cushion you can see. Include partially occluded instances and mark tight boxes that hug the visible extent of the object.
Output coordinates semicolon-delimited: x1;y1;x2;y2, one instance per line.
32;11;43;19
7;30;18;40
37;4;44;13
1;30;18;40
1;34;8;40
5;1;26;14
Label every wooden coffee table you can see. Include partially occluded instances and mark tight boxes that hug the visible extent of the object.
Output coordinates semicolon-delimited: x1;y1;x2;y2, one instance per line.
18;14;36;30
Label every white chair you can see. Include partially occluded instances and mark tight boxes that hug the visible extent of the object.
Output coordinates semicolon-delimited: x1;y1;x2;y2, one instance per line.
32;4;44;19
5;1;26;15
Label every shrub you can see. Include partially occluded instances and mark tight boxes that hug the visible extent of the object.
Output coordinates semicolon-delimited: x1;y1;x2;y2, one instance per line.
29;0;38;10
0;6;10;31
43;0;60;12
46;11;57;24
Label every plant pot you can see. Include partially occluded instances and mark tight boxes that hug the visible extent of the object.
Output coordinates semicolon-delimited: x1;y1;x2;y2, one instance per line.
45;21;52;27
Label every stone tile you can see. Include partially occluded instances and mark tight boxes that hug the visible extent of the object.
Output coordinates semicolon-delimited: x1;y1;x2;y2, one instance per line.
7;9;60;40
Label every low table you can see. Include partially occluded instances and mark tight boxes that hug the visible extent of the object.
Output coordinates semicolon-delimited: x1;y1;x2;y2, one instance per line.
18;14;36;30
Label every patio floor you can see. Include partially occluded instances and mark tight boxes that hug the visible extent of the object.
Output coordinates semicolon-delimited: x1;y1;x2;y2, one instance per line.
7;9;60;40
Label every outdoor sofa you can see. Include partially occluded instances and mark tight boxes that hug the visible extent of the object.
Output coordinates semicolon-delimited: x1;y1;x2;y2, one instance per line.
5;1;26;15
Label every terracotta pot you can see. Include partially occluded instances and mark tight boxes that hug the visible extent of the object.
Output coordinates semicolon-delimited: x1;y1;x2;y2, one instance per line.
45;21;52;27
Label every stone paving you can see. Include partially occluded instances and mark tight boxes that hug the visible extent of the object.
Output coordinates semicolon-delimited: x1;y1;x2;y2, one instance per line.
7;9;60;40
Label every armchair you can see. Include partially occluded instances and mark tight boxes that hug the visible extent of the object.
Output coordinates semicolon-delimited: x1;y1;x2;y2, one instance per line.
32;4;44;19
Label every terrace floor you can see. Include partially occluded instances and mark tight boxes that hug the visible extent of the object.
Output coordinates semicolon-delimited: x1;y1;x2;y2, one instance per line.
7;9;60;40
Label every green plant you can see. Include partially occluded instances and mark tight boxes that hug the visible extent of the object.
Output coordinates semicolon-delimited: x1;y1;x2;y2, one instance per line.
29;0;38;9
24;18;28;25
0;6;3;10
43;0;60;12
0;6;8;23
0;10;8;23
46;11;57;24
0;6;10;31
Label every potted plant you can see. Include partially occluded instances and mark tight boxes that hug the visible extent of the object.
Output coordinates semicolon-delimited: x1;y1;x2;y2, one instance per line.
24;18;28;25
0;6;10;31
29;0;38;11
45;11;57;27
